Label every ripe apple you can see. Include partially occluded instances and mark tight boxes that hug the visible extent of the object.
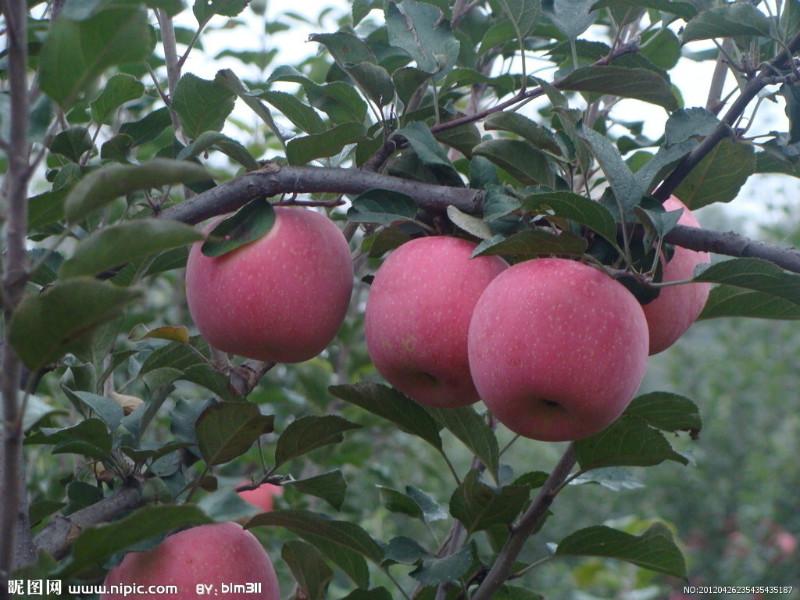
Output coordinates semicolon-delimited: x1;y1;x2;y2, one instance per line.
643;196;711;354
468;258;649;441
101;522;279;599
365;236;507;408
238;482;283;512
185;207;353;363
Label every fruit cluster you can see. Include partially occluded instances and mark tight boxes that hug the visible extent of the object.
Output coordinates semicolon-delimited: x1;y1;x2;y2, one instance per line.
185;196;709;442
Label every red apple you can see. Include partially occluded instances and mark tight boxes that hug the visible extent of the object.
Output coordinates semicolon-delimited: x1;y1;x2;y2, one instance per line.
238;482;283;512
365;236;507;408
185;207;353;363
643;196;711;354
101;522;279;599
468;258;649;441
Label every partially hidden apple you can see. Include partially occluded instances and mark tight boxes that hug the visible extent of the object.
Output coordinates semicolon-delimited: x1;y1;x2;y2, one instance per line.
101;522;279;600
238;482;283;512
643;196;711;355
185;207;353;363
365;236;507;408
468;258;649;441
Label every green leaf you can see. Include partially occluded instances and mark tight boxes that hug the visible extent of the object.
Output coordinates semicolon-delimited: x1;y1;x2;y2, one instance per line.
473;139;553;186
282;541;334;600
590;0;696;21
682;4;773;43
25;418;112;461
274;415;361;469
473;230;588;259
484;112;563;156
559;66;678;111
434;122;482;158
309;31;377;65
556;524;687;579
200;199;275;257
386;0;460;78
139;342;235;400
625;392;701;434
410;543;474;585
329;383;443;451
39;7;154;108
57;505;211;577
91;73;145;124
447;205;492;240
378;486;423;519
260;90;326;134
9;278;140;370
119;107;173;146
348;62;396;106
216;69;284;138
523;191;617;245
490;0;541;38
353;0;376;25
347;189;419;225
64;159;208;223
172;73;236;139
49;127;93;162
269;66;368;124
62;390;124;431
673;139;755;208
580;126;644;210
449;470;530;532
698;285;800;320
286;123;366;165
574;415;689;470
694;258;800;306
494;586;545;600
482;185;521;221
640;28;681;70
569;467;645;491
247;509;384;563
285;471;348;511
193;0;249;23
426;406;499;480
544;0;597;40
195;401;275;465
177;131;259;170
396;121;458;171
384;536;429;564
60;219;202;279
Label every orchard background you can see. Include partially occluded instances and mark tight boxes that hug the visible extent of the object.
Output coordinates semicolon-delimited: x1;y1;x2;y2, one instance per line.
1;0;800;598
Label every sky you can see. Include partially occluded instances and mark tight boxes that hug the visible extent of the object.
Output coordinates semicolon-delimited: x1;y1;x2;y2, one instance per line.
177;0;798;232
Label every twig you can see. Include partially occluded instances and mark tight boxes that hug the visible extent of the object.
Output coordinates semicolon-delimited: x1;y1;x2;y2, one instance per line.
471;445;577;600
654;30;800;202
155;9;183;137
706;40;733;112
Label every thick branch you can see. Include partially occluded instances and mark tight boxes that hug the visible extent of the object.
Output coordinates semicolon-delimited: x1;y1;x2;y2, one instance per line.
160;165;482;224
471;445;576;600
1;0;32;589
655;31;800;201
33;484;144;560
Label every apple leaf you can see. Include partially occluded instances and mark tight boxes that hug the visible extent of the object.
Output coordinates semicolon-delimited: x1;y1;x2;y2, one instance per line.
694;258;800;306
574;415;689;471
195;401;275;465
449;470;530;533
284;470;348;511
556;524;687;579
282;541;334;600
523;191;618;245
201;198;275;257
624;392;701;435
57;505;211;577
274;415;361;469
426;406;500;481
698;285;800;320
473;230;588;260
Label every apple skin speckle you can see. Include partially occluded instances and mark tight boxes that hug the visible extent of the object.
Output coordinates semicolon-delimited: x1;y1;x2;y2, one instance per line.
468;257;650;442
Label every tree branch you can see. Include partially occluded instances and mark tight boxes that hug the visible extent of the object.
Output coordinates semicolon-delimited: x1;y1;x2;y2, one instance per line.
1;0;33;589
654;31;800;201
33;484;144;560
471;444;576;600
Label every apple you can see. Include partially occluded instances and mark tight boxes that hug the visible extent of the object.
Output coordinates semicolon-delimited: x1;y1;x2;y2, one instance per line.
238;482;283;512
468;258;649;441
365;236;507;408
643;196;711;354
185;207;353;363
101;522;279;599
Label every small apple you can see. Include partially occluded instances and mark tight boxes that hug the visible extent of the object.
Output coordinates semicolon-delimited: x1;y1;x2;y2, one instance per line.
643;196;711;354
365;236;507;408
101;522;279;599
185;207;353;363
238;482;283;512
468;258;649;441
